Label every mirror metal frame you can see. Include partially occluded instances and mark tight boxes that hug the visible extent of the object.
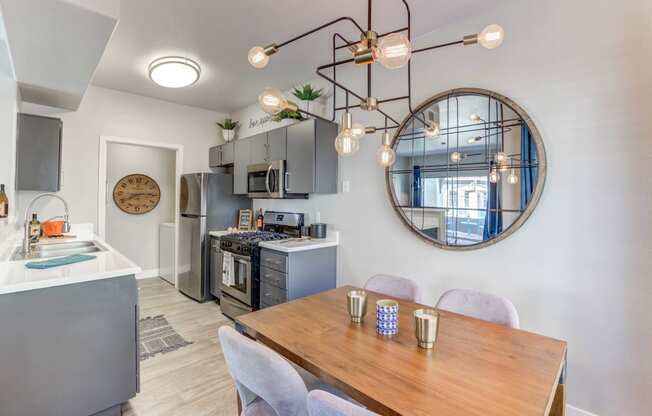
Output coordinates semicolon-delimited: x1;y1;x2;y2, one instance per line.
385;88;547;251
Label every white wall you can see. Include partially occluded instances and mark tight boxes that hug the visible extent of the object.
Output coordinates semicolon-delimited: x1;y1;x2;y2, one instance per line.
0;35;18;223
16;85;227;229
249;0;652;414
105;142;175;273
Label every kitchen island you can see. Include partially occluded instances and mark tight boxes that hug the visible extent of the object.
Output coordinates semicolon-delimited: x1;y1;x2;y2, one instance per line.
0;223;141;416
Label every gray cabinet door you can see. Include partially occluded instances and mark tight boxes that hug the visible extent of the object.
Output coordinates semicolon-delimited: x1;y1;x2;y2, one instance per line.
249;133;268;165
267;127;287;161
286;120;315;193
209;146;221;167
15;113;62;191
221;142;235;165
233;138;251;194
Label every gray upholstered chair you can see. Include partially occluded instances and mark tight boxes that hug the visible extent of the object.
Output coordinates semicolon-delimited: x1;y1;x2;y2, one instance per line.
435;289;520;328
219;326;351;416
364;274;421;302
307;390;377;416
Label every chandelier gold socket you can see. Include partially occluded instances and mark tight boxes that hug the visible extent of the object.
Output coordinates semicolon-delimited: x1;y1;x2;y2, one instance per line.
263;44;279;56
365;127;377;134
285;100;299;113
360;97;378;111
382;132;391;146
341;112;353;130
463;34;479;46
354;48;376;65
362;31;378;48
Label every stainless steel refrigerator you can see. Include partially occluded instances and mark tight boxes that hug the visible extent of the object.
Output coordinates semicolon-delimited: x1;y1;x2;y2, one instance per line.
178;172;250;302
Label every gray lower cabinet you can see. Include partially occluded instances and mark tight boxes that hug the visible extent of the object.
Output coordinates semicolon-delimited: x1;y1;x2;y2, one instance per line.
259;247;336;307
0;275;139;416
234;138;252;194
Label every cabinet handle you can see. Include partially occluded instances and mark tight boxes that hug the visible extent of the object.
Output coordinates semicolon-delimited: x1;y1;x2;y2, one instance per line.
285;172;290;191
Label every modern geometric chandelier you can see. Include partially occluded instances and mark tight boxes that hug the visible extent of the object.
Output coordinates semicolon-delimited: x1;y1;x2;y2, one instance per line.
248;0;504;166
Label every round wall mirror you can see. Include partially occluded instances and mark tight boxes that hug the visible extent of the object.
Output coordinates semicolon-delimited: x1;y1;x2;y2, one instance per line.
385;88;546;250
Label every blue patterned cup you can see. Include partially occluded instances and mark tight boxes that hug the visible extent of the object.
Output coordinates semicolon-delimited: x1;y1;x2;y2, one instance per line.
376;300;399;336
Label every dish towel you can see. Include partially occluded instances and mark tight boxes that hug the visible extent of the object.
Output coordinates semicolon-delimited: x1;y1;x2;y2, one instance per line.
25;254;96;269
222;251;235;286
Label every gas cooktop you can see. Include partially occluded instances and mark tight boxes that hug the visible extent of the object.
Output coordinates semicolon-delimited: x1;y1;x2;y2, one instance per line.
221;231;290;245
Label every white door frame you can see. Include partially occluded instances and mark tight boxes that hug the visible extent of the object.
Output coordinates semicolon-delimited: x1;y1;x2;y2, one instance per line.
98;136;184;287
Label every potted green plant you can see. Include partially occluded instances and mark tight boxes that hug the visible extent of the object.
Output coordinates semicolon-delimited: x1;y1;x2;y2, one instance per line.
292;84;324;115
217;118;238;142
272;109;305;123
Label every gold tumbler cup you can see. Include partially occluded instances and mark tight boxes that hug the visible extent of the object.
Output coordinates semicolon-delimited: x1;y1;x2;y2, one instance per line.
414;309;440;349
347;290;368;323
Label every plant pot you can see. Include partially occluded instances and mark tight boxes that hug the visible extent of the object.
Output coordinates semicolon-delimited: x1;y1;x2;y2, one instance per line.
222;129;236;142
300;100;326;118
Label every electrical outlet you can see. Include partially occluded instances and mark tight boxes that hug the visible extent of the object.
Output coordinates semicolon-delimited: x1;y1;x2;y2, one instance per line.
342;180;351;193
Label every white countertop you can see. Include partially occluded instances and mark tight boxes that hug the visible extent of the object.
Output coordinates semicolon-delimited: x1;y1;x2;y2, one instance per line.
259;231;339;253
0;224;141;295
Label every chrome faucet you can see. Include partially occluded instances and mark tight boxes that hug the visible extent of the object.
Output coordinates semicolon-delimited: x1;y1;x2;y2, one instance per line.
23;193;71;254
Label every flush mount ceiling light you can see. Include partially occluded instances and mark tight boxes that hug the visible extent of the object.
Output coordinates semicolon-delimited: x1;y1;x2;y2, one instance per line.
148;56;201;88
247;0;505;164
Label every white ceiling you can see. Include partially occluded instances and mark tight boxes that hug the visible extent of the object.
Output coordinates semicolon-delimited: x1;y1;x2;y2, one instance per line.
91;0;502;113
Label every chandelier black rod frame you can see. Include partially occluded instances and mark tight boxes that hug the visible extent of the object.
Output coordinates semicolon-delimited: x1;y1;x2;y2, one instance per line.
269;0;476;133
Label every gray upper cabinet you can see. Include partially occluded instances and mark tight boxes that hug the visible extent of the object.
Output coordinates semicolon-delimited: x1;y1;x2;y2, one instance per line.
209;142;235;167
228;119;337;196
286;118;338;195
267;128;287;161
249;133;268;165
15;113;63;192
233;138;251;194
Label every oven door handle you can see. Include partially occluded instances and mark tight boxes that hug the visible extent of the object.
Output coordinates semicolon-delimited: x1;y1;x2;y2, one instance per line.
265;164;273;196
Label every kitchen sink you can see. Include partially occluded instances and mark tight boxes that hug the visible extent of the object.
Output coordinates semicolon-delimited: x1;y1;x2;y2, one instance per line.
10;240;105;261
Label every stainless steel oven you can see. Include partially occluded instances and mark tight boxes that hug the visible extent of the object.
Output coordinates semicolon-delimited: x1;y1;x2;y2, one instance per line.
247;160;285;199
219;251;252;306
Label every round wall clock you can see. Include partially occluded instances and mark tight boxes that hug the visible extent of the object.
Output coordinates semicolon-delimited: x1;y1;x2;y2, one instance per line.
113;174;161;215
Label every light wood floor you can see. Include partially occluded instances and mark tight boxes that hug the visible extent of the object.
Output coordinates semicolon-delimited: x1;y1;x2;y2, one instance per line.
122;278;237;416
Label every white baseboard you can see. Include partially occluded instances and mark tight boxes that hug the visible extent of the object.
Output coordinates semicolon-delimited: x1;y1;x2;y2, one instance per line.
567;404;599;416
136;268;159;279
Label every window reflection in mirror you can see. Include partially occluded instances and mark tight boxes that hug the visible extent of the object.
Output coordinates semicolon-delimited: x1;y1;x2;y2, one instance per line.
387;89;545;250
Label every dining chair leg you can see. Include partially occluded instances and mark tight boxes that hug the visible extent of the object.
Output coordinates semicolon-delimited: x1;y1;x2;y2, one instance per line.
236;392;242;415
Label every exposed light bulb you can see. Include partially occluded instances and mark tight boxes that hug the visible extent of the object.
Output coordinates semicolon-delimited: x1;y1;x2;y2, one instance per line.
248;46;270;69
425;122;440;137
377;144;396;167
351;123;366;139
376;33;412;69
334;130;360;156
489;168;500;183
479;24;505;49
258;87;287;114
469;113;482;123
450;151;462;163
468;136;482;144
494;151;508;164
507;169;519;185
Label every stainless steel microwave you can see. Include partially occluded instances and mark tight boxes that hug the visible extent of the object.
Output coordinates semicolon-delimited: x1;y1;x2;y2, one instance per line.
247;160;285;198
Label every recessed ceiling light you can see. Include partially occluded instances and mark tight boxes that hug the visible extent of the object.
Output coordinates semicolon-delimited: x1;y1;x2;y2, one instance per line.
148;56;201;88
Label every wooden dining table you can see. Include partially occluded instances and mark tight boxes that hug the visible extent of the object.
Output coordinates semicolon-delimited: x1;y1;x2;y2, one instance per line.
236;286;567;416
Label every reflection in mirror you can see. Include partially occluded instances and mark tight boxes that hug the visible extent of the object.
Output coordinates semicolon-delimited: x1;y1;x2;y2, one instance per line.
387;89;545;250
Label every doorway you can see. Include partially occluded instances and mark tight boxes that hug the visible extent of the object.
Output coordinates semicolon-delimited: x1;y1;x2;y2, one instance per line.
98;136;183;286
